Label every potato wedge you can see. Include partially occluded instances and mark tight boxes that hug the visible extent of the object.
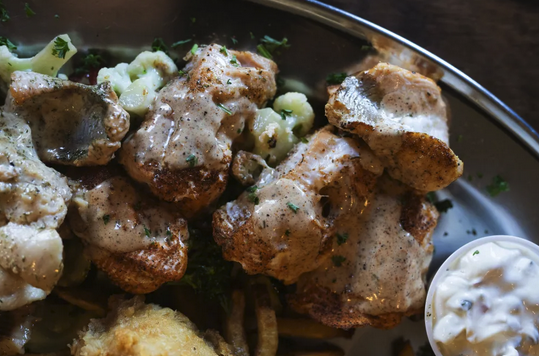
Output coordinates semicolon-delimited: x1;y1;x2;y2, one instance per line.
277;318;353;339
224;289;249;356
253;284;278;356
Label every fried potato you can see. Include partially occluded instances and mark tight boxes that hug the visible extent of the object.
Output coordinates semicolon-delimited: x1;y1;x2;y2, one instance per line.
277;318;353;339
253;284;279;356
224;289;249;356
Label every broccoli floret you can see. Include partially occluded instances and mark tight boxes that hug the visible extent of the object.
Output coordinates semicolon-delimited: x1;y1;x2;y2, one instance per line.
97;51;178;116
0;34;77;84
249;92;314;166
177;227;232;311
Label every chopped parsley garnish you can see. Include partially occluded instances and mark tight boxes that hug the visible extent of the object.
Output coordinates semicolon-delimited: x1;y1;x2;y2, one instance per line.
217;103;233;115
434;199;453;213
286;202;299;213
151;37;168;53
227;79;232;85
220;45;229;56
260;35;290;53
74;53;105;75
51;37;70;59
186;154;198;167
285;229;291;236
102;214;110;225
178;70;186;76
246;186;259;205
473;250;480;256
0;37;16;51
486;175;509;197
426;192;453;213
237;128;242;134
332;255;346;267
300;137;309;143
190;43;199;55
0;1;10;22
230;55;239;67
250;32;255;39
326;72;347;85
280;109;293;120
166;229;172;236
191;17;196;23
257;44;272;59
336;232;349;245
360;45;372;51
457;134;463;142
24;3;35;17
171;39;192;48
231;37;238;45
144;226;151;237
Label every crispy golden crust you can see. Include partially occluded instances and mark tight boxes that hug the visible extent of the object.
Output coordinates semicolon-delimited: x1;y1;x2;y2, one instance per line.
71;296;234;356
119;45;277;217
85;231;188;295
289;187;438;329
325;62;463;192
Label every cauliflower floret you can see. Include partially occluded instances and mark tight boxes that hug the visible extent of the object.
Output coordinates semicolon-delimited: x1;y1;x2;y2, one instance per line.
0;34;77;85
97;51;178;116
249;92;315;166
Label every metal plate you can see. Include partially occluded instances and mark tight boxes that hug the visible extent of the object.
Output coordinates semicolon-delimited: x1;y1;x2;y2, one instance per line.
3;0;539;354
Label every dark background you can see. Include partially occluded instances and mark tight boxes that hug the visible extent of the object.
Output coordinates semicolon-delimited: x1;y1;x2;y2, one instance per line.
325;0;539;130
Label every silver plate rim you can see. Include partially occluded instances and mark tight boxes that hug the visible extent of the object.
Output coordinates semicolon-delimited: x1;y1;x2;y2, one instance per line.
248;0;539;159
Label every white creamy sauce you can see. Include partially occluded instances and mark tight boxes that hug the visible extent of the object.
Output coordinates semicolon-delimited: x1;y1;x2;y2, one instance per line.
433;241;539;356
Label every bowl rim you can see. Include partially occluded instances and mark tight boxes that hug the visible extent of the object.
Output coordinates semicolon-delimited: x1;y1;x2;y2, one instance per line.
248;0;539;160
424;234;539;356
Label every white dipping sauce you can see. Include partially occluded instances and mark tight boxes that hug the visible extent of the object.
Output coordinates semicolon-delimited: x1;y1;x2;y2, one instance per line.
433;241;539;356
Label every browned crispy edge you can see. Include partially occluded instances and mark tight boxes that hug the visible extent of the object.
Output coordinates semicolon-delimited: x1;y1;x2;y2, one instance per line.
288;194;438;329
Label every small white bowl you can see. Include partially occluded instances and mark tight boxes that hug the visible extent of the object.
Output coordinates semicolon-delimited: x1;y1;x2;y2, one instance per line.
424;235;539;356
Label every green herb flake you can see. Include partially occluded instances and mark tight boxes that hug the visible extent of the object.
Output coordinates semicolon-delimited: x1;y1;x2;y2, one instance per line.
260;35;290;52
326;72;347;85
360;45;372;51
54;14;59;18
300;137;309;143
332;255;346;267
0;0;10;22
166;229;172;236
171;39;192;48
336;232;349;245
285;229;291;236
186;154;198;167
178;70;186;76
74;53;105;75
237;128;242;134
434;199;453;213
217;103;233;115
230;54;239;67
51;37;70;59
24;3;35;17
190;43;199;55
246;186;258;193
457;134;464;142
102;214;110;225
477;172;484;179
0;37;16;52
250;32;255;39
144;226;151;237
246;186;259;205
191;17;196;23
280;109;293;120
220;45;229;56
231;37;238;45
473;250;480;256
257;44;272;59
286;202;299;213
227;79;232;85
486;175;509;197
151;37;168;53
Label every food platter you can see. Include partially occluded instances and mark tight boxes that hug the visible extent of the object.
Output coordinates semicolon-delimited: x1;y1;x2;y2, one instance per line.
3;0;539;354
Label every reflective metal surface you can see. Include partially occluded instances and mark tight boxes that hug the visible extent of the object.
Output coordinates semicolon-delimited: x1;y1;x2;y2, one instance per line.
3;0;539;354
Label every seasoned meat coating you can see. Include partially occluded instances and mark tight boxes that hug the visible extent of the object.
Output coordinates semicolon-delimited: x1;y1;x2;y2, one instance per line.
119;44;277;216
71;296;234;356
289;175;438;329
69;171;188;294
0;108;70;310
213;126;383;284
326;62;463;192
9;71;129;166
